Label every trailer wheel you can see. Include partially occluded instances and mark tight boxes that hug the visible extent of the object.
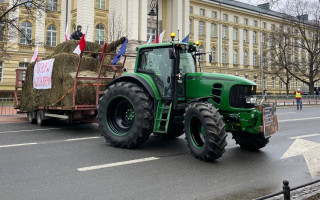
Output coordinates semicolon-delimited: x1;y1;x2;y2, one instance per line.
27;111;36;124
98;82;153;149
36;110;45;126
232;132;269;151
184;102;227;161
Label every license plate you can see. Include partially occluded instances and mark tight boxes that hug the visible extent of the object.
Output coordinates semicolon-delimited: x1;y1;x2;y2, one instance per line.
263;104;278;137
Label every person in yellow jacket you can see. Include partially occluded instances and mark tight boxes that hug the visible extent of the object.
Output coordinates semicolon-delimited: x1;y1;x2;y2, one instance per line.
293;89;303;110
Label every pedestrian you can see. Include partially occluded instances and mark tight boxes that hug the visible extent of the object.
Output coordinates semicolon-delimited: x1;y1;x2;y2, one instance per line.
263;88;268;101
70;25;83;40
293;89;303;110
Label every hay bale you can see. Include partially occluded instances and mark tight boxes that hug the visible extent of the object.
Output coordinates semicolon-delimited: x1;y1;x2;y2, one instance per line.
19;38;126;112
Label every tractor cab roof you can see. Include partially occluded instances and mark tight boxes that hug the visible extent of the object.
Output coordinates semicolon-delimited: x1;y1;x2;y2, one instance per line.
137;42;192;51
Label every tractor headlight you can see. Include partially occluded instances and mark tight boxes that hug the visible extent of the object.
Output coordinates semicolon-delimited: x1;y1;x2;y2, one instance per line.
246;96;257;104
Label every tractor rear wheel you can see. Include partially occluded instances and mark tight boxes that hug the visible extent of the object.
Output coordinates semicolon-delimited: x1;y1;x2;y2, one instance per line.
232;132;269;151
98;82;153;149
184;102;227;161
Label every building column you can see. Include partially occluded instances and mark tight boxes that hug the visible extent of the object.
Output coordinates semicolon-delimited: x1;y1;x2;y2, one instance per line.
139;0;147;42
77;0;94;42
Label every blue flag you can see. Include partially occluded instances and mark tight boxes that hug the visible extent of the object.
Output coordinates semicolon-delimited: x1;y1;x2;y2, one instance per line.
182;34;189;43
112;39;128;66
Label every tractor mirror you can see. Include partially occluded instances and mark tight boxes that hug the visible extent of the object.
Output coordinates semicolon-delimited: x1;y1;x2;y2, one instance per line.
169;48;176;59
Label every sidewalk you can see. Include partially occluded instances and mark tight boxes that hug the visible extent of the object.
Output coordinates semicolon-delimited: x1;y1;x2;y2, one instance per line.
0;114;28;124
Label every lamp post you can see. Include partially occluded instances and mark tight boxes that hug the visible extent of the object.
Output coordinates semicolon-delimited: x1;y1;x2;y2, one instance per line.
148;0;159;43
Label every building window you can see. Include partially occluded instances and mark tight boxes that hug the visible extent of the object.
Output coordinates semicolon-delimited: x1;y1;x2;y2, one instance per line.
222;48;227;64
211;47;216;62
279;80;283;89
233;27;238;41
96;0;105;9
253;31;257;44
199;22;204;35
244;18;248;25
18;62;28;81
190;6;193;14
0;62;2;82
200;9;205;17
272;77;275;89
244;51;248;66
147;27;156;41
223;14;228;21
234;16;238;23
189;20;192;33
47;0;58;11
271;24;275;30
20;22;32;44
212;11;217;19
0;22;4;42
233;49;238;64
254;20;258;27
263;77;267;89
253;52;257;66
46;25;57;46
243;29;248;42
254;76;258;85
211;24;216;37
95;24;105;45
22;0;32;7
263;22;267;28
262;33;266;44
0;0;6;2
222;26;227;38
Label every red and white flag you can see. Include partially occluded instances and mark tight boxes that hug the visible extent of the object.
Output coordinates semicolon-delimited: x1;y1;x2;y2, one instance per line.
154;30;166;43
65;23;69;41
147;35;153;44
73;26;88;55
30;45;38;63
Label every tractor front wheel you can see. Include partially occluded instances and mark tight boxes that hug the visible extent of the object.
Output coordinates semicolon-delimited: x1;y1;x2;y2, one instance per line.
184;102;227;161
98;82;153;149
232;132;269;151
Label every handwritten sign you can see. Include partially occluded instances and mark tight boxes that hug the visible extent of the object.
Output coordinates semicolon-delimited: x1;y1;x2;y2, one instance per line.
263;104;278;137
33;59;55;89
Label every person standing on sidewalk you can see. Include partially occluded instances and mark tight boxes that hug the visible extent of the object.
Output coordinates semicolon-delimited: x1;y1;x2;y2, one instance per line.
294;89;303;110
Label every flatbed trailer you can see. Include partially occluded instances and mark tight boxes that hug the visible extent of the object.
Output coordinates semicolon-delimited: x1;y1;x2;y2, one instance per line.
14;51;135;125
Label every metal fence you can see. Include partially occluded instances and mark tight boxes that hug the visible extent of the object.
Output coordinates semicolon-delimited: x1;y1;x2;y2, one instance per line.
253;179;320;200
257;95;320;106
0;98;18;116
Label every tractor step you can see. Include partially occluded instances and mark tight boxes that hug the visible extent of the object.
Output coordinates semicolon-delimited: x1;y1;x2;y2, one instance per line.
153;101;172;133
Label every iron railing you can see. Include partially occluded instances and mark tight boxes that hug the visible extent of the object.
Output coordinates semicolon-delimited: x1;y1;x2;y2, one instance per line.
253;179;320;200
256;95;320;106
0;98;17;116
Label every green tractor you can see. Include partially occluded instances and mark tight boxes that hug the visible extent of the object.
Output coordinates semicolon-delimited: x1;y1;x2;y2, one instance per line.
97;40;278;161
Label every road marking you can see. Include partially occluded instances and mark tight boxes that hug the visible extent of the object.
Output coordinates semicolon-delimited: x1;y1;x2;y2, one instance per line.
0;128;60;134
281;139;320;178
77;157;160;172
278;112;296;114
64;137;100;141
0;143;38;148
289;134;320;140
279;116;320;123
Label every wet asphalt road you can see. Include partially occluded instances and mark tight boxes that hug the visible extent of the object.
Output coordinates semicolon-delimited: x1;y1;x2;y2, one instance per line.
0;106;319;200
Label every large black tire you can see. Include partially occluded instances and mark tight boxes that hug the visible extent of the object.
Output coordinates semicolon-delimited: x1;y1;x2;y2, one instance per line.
184;102;227;161
27;111;36;124
98;82;153;149
36;110;45;126
232;132;269;151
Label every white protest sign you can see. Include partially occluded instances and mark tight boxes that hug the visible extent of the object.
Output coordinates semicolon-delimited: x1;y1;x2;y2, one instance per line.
33;59;55;89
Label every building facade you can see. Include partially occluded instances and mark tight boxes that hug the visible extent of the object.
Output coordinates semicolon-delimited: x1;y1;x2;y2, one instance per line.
0;0;317;94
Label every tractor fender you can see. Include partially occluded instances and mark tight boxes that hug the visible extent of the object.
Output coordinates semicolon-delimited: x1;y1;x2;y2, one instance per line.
109;74;156;99
189;96;213;103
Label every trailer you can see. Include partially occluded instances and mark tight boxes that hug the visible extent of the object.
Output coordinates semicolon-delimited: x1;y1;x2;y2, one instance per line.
15;51;135;126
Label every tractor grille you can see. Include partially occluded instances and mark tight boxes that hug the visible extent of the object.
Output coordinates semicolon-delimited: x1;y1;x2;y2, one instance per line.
229;85;256;108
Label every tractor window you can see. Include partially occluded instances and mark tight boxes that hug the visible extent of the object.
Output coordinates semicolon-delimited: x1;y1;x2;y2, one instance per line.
179;49;196;74
139;48;173;98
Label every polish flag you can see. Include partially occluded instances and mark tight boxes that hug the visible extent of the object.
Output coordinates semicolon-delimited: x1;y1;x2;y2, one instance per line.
147;35;153;44
154;30;166;43
65;23;69;41
30;45;38;63
73;34;86;55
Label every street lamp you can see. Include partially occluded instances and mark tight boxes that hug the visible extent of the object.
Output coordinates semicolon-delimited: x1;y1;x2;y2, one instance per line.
148;0;159;43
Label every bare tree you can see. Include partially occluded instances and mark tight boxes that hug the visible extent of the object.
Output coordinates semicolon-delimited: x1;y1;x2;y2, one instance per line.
107;9;130;43
0;0;46;59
